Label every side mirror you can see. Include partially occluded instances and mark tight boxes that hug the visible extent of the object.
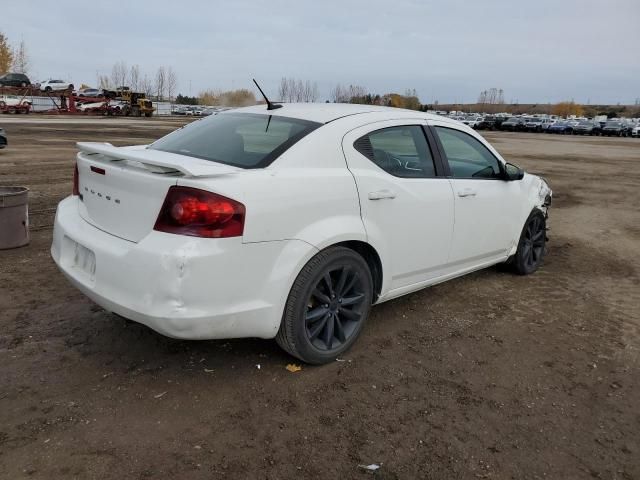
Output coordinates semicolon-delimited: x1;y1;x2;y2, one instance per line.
504;162;524;181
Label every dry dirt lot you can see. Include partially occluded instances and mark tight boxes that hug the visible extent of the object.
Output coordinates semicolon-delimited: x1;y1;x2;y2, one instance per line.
0;117;639;479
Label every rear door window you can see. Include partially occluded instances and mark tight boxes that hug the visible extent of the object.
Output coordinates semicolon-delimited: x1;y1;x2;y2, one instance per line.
353;125;437;178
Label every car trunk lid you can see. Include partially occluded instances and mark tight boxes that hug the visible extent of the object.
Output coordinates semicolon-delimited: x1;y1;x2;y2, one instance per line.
75;142;241;242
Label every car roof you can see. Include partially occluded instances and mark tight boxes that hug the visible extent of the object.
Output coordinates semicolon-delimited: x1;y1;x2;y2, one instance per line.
229;102;439;124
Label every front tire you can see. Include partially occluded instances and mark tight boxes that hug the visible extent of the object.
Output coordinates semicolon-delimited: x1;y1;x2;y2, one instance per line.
512;210;546;275
276;247;373;364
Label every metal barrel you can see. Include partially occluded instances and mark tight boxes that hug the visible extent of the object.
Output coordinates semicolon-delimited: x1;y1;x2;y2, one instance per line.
0;186;30;249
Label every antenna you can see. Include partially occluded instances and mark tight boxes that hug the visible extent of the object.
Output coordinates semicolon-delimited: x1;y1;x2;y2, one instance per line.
253;78;282;110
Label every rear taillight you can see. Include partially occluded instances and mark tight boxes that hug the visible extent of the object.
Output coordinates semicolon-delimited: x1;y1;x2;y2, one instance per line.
154;186;245;238
72;163;79;196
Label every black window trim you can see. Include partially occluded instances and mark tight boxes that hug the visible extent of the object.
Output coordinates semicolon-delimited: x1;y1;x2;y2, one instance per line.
427;124;506;180
352;123;448;179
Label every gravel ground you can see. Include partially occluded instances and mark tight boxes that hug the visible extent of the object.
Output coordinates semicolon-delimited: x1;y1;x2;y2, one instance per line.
0;117;639;479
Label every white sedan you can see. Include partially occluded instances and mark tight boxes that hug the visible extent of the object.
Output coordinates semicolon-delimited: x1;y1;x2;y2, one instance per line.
462;116;483;128
39;79;74;92
51;104;552;364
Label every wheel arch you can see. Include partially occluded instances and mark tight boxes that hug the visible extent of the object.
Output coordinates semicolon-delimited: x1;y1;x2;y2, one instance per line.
332;240;383;302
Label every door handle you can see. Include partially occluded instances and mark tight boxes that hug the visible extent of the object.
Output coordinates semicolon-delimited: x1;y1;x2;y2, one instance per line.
457;188;477;198
368;189;397;200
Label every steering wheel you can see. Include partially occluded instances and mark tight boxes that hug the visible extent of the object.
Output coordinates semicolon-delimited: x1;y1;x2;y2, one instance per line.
373;149;403;171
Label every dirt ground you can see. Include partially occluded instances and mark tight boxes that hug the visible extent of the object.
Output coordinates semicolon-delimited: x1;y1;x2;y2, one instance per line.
1;116;639;479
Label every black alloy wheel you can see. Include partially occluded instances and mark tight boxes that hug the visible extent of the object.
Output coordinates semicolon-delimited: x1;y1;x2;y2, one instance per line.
276;247;373;364
304;265;367;352
513;211;546;275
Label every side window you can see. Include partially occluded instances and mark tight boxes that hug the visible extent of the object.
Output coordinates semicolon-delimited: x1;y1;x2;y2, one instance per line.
434;127;502;179
353;125;436;178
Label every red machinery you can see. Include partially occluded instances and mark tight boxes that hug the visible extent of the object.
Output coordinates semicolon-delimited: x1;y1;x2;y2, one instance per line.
0;85;121;115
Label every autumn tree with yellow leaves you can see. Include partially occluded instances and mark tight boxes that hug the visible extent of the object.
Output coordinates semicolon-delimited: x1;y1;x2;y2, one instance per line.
552;101;584;117
0;32;14;75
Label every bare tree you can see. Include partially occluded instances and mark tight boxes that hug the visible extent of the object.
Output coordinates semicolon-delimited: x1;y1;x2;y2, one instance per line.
302;80;318;102
111;61;128;88
97;73;111;89
277;77;289;102
330;84;349;103
278;77;319;103
347;84;367;101
477;87;505;112
294;79;303;102
129;64;140;91
166;67;177;103
140;74;153;97
12;40;29;74
154;66;166;101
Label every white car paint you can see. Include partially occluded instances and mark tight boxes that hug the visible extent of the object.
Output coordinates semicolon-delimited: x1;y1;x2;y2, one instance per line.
51;103;551;341
0;95;32;107
39;79;73;91
462;116;483;128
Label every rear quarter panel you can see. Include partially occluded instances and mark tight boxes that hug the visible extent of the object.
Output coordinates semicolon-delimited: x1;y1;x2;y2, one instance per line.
177;122;367;248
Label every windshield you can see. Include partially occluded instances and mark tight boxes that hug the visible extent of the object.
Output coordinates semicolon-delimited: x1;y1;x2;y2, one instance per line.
506;117;519;122
605;122;621;127
578;121;592;126
150;112;321;168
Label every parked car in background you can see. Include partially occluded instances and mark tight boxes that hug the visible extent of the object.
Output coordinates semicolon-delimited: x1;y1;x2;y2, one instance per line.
566;119;581;130
631;124;640;137
0;128;6;148
524;117;555;132
76;88;103;98
462;116;484;129
40;79;74;92
541;119;557;131
501;117;524;131
475;116;498;130
0;72;31;88
51;104;552;364
547;121;574;134
601;121;629;137
0;95;32;113
573;120;602;136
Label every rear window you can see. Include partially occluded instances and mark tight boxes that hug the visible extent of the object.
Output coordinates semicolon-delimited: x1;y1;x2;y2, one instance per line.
150;112;321;168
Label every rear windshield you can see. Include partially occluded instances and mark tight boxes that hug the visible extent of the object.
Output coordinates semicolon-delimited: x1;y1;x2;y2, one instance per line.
150;112;321;168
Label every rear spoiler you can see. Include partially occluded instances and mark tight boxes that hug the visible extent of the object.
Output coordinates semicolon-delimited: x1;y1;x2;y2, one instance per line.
76;142;242;178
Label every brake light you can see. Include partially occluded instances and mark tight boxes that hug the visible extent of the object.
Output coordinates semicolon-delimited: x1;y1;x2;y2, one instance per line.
154;186;245;238
72;163;79;196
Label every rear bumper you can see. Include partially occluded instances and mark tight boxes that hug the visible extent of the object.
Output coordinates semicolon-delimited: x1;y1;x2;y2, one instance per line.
51;196;316;340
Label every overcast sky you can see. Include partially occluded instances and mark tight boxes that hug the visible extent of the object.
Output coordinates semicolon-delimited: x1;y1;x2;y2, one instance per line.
3;0;639;104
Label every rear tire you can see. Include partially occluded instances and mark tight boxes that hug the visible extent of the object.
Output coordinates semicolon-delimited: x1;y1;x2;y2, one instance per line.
276;247;373;364
512;210;546;275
